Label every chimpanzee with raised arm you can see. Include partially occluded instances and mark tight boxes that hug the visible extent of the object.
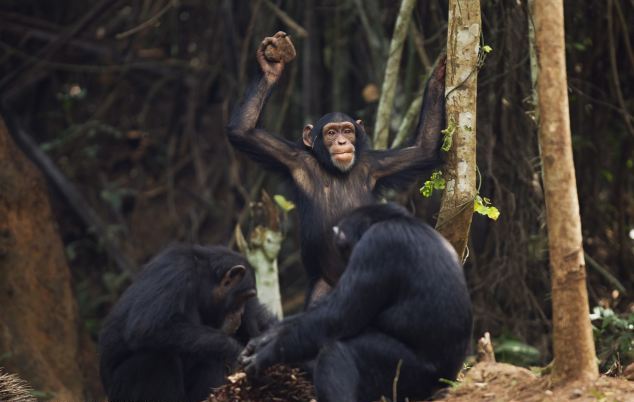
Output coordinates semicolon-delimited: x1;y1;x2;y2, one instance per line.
227;32;446;303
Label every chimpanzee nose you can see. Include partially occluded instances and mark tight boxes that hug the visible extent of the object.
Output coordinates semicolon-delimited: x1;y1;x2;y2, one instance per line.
337;138;347;145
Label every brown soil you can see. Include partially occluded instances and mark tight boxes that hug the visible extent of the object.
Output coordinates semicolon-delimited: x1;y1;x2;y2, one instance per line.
434;362;634;402
207;365;315;402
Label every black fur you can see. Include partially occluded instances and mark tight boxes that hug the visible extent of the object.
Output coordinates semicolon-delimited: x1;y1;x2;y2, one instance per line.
241;203;472;402
99;245;275;402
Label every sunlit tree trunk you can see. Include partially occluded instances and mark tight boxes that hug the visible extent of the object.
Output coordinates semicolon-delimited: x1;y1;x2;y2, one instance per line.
532;0;598;383
235;192;284;318
435;0;480;261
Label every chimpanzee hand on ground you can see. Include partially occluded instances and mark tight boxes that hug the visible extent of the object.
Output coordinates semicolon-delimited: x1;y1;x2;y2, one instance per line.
239;326;283;377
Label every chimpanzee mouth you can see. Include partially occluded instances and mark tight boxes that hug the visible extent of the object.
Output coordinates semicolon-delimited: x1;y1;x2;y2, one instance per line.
332;151;354;161
332;154;355;172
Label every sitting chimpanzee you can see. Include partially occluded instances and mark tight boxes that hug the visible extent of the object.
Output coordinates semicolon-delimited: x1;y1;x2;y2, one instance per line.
99;245;275;402
228;32;446;305
240;203;472;402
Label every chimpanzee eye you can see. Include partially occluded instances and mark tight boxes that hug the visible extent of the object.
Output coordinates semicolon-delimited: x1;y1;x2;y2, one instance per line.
344;128;352;134
327;130;336;136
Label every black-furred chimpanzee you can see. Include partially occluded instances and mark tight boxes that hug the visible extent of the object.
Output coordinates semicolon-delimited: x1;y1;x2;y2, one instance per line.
227;32;446;303
99;245;276;402
240;203;473;402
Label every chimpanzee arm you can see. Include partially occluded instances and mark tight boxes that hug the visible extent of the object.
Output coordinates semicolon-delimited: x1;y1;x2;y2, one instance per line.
226;79;301;172
369;58;446;191
226;33;302;173
411;56;446;153
126;319;243;360
241;241;395;371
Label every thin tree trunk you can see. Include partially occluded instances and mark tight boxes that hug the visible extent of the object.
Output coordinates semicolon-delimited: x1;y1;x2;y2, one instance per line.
235;192;284;318
435;0;480;261
532;0;598;383
373;0;417;149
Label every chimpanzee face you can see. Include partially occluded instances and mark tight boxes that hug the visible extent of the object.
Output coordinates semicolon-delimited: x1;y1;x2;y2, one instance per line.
302;112;367;173
321;122;356;171
201;263;256;328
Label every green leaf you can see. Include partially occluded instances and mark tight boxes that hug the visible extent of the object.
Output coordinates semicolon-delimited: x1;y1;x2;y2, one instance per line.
273;194;295;212
440;120;457;152
482;45;493;53
494;339;540;366
420;170;445;198
474;195;501;220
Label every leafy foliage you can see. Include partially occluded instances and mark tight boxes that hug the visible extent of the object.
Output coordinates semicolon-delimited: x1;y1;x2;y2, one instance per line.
474;195;500;220
590;306;634;374
420;170;446;197
440;119;456;152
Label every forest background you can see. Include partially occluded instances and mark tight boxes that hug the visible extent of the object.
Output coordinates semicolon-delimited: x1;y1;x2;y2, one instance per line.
0;0;632;399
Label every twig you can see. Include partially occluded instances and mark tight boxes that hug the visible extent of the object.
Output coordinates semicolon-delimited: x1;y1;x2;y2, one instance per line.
584;252;627;294
353;0;387;82
0;0;118;92
613;0;634;70
392;359;403;402
115;0;176;40
409;24;432;72
262;0;308;38
0;39;200;75
607;0;634;138
238;0;263;91
227;172;266;249
0;20;115;59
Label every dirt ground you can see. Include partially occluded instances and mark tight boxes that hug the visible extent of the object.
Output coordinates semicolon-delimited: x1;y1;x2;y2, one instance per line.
207;363;634;402
434;362;634;402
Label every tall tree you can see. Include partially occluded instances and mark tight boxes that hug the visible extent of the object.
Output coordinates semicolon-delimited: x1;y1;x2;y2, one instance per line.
435;0;480;260
532;0;598;383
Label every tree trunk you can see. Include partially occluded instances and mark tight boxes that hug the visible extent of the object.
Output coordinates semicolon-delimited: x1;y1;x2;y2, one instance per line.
0;116;97;400
435;0;480;261
373;0;416;149
235;192;284;318
532;0;598;383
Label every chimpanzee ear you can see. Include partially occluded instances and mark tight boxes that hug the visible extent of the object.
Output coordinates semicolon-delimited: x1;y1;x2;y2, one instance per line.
221;265;246;289
355;119;364;130
302;124;314;148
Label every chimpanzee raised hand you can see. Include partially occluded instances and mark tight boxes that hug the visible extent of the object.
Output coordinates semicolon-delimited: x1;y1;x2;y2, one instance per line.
227;33;446;305
99;245;275;402
240;203;472;402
